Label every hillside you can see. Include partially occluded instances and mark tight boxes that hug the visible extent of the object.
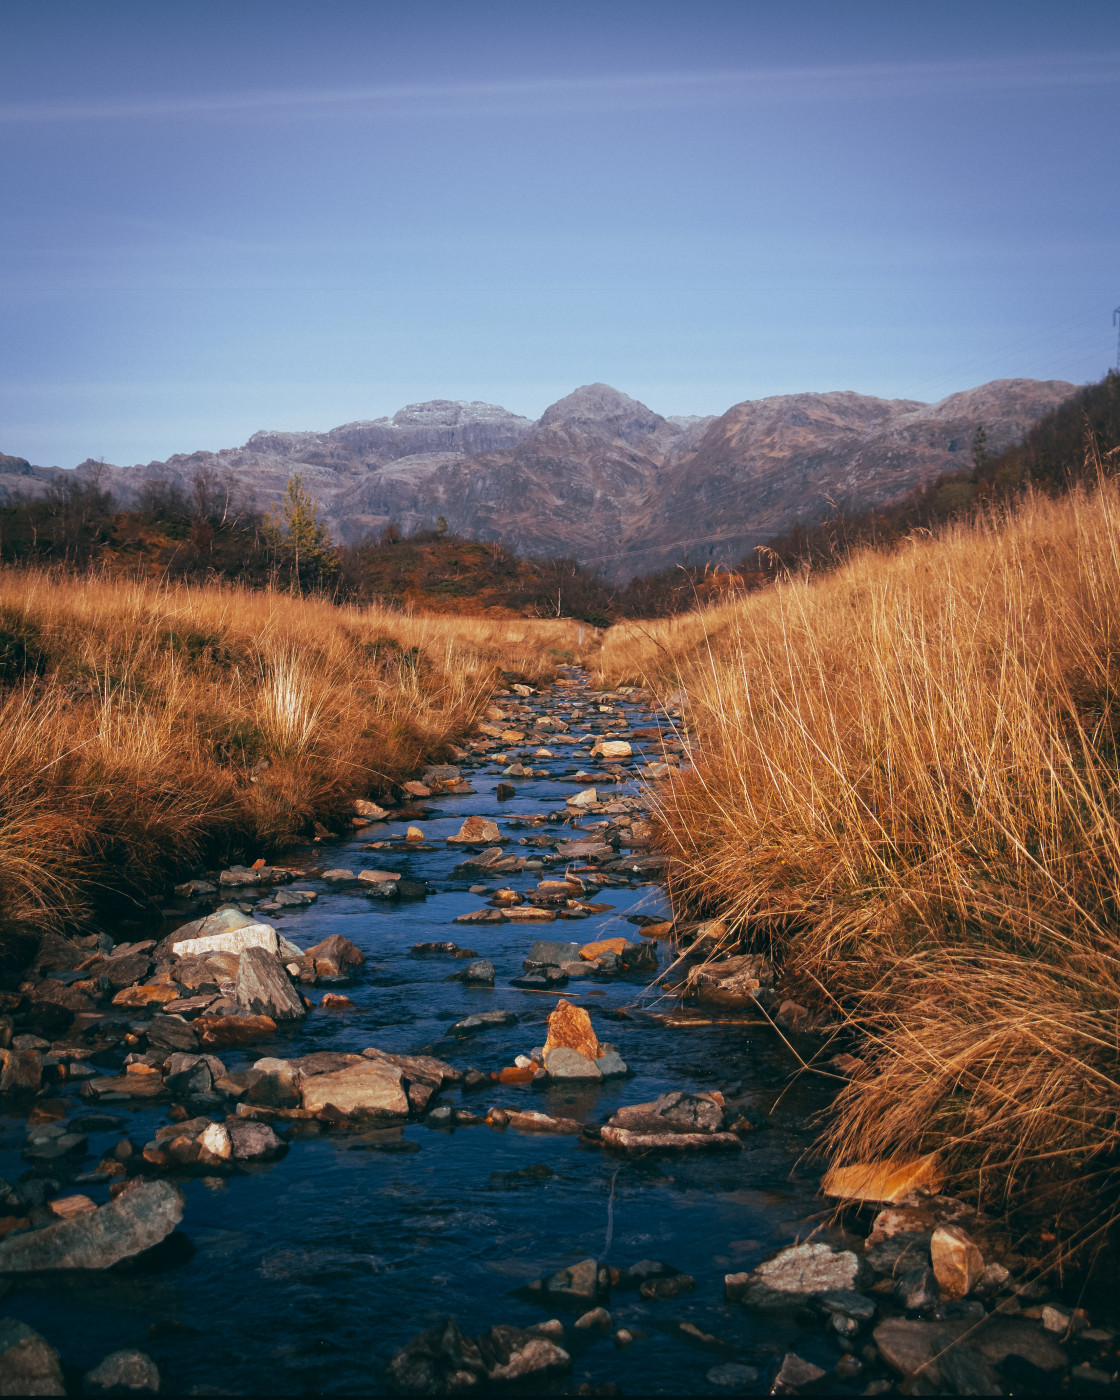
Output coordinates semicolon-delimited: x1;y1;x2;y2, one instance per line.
2;377;1076;582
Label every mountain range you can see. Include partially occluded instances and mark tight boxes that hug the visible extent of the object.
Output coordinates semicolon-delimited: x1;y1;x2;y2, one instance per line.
1;378;1077;581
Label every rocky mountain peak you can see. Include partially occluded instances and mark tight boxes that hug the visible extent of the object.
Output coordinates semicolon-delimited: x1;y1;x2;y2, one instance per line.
389;400;531;430
537;383;667;445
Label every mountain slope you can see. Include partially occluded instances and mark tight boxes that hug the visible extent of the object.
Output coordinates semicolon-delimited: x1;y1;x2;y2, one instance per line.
0;378;1076;581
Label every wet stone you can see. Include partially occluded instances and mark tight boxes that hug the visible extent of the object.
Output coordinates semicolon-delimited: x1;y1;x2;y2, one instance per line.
83;1348;161;1394
0;1318;65;1395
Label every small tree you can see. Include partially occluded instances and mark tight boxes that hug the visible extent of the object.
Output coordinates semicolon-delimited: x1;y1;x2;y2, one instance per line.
262;473;339;593
971;425;989;476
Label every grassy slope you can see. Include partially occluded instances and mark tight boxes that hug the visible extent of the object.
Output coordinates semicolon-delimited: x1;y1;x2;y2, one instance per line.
0;570;592;966
601;480;1120;1233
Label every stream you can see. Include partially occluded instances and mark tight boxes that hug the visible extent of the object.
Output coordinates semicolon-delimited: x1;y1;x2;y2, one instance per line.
0;668;844;1395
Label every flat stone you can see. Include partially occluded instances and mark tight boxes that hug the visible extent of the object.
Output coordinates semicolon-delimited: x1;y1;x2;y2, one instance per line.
0;1318;65;1395
111;985;178;1009
0;1181;183;1272
455;908;506;924
740;1242;868;1308
234;947;306;1021
299;1061;408;1119
452;1010;518;1034
193;1014;277;1050
353;799;389;820
874;1316;1066;1387
601;1127;741;1153
608;1091;723;1135
486;1333;570;1383
821;1153;943;1204
147;1014;198;1052
594;1050;629;1077
544;999;601;1059
83;1348;160;1394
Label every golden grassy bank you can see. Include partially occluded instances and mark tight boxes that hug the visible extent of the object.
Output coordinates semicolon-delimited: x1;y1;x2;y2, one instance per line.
0;570;591;959
624;482;1120;1228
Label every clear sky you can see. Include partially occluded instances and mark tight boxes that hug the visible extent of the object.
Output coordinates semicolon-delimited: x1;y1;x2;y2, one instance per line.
1;0;1117;467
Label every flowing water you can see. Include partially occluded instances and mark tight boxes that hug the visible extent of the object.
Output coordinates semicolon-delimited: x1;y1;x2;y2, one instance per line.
0;670;844;1394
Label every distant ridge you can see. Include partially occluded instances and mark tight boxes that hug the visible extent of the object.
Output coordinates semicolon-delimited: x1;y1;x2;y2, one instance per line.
1;378;1077;582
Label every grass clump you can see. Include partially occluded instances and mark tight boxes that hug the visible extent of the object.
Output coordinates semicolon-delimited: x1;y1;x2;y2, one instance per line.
628;476;1120;1231
0;570;591;962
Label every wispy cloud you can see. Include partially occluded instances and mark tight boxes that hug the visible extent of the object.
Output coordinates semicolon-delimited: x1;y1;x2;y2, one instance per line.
2;53;1117;125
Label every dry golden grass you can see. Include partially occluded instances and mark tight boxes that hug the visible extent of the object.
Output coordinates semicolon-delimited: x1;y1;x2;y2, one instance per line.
632;478;1120;1223
0;571;591;961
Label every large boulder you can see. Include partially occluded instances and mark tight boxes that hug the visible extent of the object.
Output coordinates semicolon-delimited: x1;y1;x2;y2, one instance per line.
543;1000;600;1059
172;923;279;960
0;1318;64;1395
300;1061;409;1119
227;1118;286;1163
607;1091;724;1135
234;947;306;1022
386;1319;486;1394
0;1181;183;1272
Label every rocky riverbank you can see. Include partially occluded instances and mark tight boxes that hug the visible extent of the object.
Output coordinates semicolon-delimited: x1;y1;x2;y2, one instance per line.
0;668;1113;1394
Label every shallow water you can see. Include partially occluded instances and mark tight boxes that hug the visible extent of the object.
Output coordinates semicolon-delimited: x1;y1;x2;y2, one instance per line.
1;672;846;1394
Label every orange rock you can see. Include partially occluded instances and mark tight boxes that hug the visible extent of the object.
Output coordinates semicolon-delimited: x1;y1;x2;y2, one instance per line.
319;993;354;1009
496;1066;537;1084
544;999;602;1060
641;921;675;939
125;1061;160;1076
405;826;424;842
500;730;525;744
194;1013;277;1049
48;1194;96;1220
579;938;630;961
820;1153;944;1204
252;857;267;870
28;1100;66;1125
930;1224;984;1299
112;984;178;1008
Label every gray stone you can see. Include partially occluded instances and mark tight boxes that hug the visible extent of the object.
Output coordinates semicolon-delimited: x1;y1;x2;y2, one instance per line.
608;1090;722;1134
82;1348;160;1394
234;946;306;1021
227;1119;286;1163
595;1050;629;1077
895;1266;939;1311
527;1258;605;1306
543;1046;601;1080
0;1318;65;1395
874;1316;1067;1388
460;960;495;985
452;1010;518;1034
525;940;580;967
818;1289;876;1323
0;1181;183;1272
485;1332;570;1383
244;1056;301;1108
299;1060;408;1119
601;1126;741;1152
741;1242;869;1308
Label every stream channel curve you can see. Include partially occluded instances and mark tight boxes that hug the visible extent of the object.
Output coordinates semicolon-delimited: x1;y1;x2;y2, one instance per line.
3;666;839;1394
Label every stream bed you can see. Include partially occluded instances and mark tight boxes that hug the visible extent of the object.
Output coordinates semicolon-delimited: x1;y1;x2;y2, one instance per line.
0;669;849;1394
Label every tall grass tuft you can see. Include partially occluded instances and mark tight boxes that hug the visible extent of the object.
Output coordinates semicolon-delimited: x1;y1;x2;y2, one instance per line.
628;475;1120;1227
0;571;592;964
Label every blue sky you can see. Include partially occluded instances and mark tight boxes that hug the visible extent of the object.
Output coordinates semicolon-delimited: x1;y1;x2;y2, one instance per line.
1;0;1117;467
